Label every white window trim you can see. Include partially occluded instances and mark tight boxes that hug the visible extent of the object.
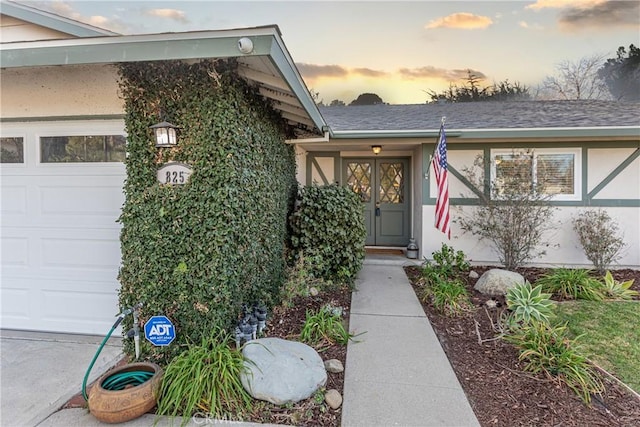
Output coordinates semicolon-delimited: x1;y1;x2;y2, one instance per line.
490;147;582;202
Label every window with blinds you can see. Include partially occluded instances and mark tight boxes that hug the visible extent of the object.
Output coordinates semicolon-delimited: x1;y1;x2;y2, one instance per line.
491;148;580;201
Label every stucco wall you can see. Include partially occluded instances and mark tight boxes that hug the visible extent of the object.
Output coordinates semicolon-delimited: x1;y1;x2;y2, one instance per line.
421;147;640;268
1;64;123;118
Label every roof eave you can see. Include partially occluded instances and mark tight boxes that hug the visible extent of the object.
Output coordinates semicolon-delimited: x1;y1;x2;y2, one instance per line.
0;27;327;136
329;126;640;140
1;0;118;37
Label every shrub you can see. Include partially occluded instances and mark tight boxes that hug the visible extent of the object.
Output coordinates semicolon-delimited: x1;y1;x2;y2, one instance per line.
421;244;470;284
572;209;626;273
457;153;557;269
536;268;604;301
506;282;555;325
601;271;638;300
289;184;366;285
156;329;252;424
504;321;604;404
117;60;297;363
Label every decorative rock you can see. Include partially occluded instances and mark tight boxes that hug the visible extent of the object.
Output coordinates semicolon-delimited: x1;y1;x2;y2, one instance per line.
309;287;319;297
324;389;342;409
474;269;525;296
469;270;479;279
240;338;327;405
324;359;344;373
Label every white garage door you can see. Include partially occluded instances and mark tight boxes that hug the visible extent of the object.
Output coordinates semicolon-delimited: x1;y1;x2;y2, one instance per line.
1;120;126;335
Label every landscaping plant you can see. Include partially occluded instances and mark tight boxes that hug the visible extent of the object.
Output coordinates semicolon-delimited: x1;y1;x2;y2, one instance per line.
289;184;367;286
117;59;297;363
504;321;604;404
421;243;470;285
156;329;253;425
572;209;626;273
506;282;555;325
300;305;353;348
601;271;638;300
456;153;557;269
421;278;473;317
536;268;604;301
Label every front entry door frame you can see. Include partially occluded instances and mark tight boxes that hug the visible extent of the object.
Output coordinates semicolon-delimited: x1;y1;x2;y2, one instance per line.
344;157;411;246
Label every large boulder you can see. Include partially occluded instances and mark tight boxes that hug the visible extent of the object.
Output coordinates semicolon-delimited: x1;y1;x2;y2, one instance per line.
240;338;327;405
474;269;525;296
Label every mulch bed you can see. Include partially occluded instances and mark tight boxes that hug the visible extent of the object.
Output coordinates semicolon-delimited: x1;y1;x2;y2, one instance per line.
64;286;351;427
404;265;640;427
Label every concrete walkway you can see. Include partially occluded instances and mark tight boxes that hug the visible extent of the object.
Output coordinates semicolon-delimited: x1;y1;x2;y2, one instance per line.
341;257;480;426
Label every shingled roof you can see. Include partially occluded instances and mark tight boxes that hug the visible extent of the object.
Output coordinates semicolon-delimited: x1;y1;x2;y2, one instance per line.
319;100;640;131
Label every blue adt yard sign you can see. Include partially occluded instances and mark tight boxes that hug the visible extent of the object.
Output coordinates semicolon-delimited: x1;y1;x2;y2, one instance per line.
144;315;176;346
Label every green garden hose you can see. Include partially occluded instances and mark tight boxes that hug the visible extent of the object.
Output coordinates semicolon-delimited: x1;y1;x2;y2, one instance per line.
82;305;149;401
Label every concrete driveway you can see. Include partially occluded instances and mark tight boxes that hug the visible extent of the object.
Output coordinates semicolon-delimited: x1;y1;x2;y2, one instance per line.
0;329;122;427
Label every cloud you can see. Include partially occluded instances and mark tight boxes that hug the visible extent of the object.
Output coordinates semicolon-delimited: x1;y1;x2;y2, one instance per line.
23;1;129;33
525;0;603;11
296;64;350;79
144;8;189;24
298;63;488;85
518;21;545;30
399;67;487;82
425;13;493;30
352;67;387;78
296;63;389;80
558;1;640;30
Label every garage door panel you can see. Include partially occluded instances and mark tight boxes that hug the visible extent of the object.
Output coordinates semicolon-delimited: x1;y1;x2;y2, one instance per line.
1;236;29;267
1;185;28;215
0;287;31;322
1;278;118;334
40;185;123;216
42;237;121;271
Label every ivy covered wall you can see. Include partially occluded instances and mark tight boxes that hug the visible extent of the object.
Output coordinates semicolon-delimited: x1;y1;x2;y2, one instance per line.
117;59;297;362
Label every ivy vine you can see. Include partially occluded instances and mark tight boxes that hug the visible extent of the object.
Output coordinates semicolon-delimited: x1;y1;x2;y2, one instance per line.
117;59;297;363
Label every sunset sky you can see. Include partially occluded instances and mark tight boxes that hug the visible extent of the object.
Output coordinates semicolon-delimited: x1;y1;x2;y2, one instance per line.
14;0;640;104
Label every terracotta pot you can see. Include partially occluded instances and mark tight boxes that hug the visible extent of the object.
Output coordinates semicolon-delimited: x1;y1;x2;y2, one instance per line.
88;362;163;424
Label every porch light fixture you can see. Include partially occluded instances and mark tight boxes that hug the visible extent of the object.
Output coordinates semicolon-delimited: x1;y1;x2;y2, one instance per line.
150;121;179;147
372;145;382;155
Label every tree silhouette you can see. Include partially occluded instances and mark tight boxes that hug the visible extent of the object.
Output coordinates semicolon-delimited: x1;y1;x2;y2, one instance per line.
426;70;530;103
538;54;610;100
598;44;640;101
349;93;384;106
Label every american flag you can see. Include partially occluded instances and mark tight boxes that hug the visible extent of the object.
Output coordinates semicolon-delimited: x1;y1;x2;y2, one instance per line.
432;123;450;239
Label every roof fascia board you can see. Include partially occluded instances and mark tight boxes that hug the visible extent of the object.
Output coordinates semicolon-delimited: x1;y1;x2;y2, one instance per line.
330;127;639;140
1;1;117;37
0;29;277;67
266;32;327;133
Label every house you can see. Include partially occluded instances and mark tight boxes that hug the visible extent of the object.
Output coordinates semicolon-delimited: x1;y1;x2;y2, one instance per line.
307;102;640;268
1;1;639;335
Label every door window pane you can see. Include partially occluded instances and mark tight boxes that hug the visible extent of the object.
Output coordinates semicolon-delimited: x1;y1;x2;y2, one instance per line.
1;137;24;163
40;135;126;163
379;162;404;203
346;162;372;202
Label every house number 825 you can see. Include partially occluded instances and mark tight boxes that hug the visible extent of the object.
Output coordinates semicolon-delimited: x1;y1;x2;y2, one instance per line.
157;163;192;185
165;171;185;184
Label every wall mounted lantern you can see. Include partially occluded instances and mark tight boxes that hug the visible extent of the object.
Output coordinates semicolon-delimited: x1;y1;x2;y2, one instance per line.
150;121;179;147
371;145;382;155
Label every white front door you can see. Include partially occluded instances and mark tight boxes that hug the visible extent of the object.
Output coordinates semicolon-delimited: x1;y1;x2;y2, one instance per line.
1;121;126;335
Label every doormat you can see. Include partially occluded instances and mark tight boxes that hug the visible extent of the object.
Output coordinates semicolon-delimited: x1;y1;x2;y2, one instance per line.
365;248;405;255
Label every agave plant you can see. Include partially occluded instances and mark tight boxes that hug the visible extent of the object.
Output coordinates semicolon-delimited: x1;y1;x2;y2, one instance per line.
506;282;555;325
601;271;639;300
